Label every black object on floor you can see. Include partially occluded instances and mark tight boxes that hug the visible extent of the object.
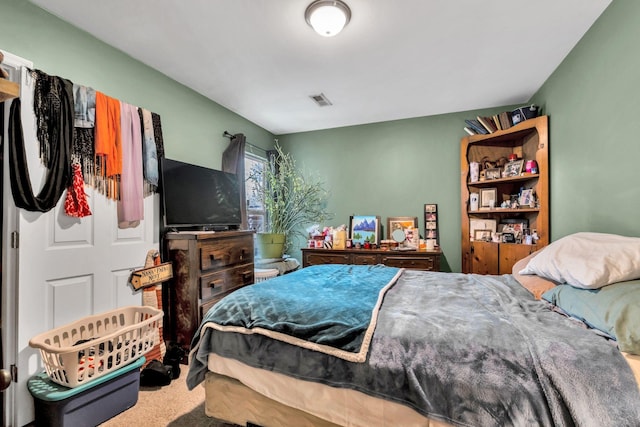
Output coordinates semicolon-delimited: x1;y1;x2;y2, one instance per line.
140;360;173;387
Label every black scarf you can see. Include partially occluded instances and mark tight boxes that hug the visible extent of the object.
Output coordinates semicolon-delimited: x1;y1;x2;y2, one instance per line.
8;74;74;212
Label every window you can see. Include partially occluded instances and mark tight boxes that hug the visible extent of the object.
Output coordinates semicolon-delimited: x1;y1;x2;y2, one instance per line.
245;152;267;232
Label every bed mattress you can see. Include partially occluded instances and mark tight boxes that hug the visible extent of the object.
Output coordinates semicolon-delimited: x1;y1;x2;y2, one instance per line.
206;354;452;426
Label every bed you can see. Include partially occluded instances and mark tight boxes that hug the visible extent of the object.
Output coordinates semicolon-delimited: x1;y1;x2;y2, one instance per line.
186;232;640;426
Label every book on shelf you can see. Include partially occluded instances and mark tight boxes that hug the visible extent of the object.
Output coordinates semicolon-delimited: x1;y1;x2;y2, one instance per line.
463;126;477;135
492;114;502;131
464;119;488;135
477;116;497;133
499;111;512;130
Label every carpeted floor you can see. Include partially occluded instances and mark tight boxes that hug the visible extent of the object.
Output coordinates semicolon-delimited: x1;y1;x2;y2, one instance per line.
100;369;239;427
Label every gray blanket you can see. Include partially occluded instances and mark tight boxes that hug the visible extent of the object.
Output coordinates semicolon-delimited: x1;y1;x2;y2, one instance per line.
187;269;640;426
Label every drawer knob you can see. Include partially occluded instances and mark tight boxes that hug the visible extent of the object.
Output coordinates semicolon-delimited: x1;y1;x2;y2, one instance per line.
208;279;224;288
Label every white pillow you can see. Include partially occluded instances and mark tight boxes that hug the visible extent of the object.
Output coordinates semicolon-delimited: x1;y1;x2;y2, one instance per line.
519;232;640;289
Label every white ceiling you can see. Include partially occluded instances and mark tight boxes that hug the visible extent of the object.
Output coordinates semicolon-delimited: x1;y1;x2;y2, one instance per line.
30;0;611;135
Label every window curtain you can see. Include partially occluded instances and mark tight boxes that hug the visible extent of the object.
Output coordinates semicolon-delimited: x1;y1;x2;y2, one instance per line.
266;149;277;170
222;133;247;230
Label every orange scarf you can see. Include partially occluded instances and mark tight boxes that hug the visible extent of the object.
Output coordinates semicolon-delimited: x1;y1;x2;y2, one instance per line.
94;91;122;198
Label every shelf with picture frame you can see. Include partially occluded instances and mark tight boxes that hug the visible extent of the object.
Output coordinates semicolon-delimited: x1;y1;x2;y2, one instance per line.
460;115;549;275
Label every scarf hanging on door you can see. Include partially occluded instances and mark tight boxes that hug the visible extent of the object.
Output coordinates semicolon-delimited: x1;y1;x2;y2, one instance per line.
8;95;73;212
137;107;159;196
31;69;74;171
151;112;165;159
94;91;122;199
117;102;144;228
72;84;97;185
64;163;92;218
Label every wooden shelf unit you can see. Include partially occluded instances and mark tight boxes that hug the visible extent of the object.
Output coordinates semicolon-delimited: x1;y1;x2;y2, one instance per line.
461;115;549;274
0;79;20;102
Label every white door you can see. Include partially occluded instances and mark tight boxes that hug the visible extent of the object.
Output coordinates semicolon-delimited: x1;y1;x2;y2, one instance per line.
2;53;159;426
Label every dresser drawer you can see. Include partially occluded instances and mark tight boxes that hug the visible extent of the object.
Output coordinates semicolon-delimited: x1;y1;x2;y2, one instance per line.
200;234;254;271
381;255;435;271
200;263;254;302
304;251;350;266
351;253;379;265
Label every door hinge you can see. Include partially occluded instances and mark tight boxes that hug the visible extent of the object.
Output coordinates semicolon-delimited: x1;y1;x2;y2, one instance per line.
11;364;17;382
11;231;19;249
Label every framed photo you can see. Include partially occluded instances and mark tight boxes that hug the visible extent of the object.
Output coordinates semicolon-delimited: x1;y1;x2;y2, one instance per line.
479;187;497;208
474;229;493;242
499;219;528;242
404;227;420;248
519;188;534;206
349;215;380;245
485;168;501;180
387;216;418;239
470;218;497;240
503;159;524;177
424;204;439;247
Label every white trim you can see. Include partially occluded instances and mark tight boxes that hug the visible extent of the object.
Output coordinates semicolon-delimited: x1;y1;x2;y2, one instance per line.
1;49;33;427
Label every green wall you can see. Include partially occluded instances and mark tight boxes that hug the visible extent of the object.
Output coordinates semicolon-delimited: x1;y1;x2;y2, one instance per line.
0;0;275;166
280;0;640;271
277;108;512;271
530;0;640;239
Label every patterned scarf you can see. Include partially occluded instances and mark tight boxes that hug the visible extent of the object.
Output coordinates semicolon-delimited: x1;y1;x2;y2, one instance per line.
9;71;74;212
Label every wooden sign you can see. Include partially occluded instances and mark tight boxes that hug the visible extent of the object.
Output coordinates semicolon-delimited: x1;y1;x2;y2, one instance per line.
130;262;173;290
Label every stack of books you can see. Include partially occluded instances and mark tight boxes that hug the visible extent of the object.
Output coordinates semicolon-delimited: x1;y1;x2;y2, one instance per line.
463;111;513;135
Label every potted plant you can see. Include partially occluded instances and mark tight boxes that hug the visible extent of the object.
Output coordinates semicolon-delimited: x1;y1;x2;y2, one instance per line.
249;143;332;258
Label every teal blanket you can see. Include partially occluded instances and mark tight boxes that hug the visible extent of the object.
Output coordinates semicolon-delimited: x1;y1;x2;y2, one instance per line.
192;264;402;362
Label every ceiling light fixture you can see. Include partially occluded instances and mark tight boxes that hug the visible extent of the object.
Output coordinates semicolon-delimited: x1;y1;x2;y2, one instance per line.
305;0;351;37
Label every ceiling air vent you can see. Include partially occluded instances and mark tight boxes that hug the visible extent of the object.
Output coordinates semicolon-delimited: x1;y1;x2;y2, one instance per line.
309;93;332;107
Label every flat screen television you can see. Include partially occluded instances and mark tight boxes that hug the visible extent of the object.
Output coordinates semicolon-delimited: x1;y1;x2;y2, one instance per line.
160;158;242;230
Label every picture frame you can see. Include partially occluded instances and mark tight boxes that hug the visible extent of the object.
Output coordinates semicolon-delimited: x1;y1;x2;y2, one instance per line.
479;187;497;208
474;229;493;242
424;204;439;247
485;168;501;180
404;227;420;248
499;219;528;243
470;218;497;240
349;215;380;245
519;188;534;206
503;159;524;177
387;216;418;239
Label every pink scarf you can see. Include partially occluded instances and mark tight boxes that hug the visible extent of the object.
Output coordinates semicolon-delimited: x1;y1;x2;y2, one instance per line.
117;102;144;228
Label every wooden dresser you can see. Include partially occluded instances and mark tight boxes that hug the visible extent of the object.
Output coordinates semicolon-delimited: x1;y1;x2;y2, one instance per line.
165;230;254;354
301;248;441;271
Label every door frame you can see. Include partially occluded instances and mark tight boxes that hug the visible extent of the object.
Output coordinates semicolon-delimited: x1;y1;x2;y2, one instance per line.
1;49;33;427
